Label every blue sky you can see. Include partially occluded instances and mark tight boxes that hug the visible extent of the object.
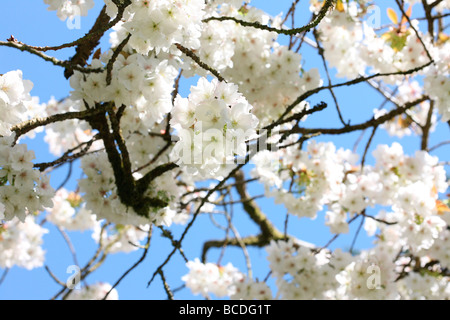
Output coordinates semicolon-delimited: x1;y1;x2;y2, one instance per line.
0;0;448;300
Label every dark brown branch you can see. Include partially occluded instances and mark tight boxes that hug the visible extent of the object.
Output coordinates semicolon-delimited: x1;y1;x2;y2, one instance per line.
148;158;253;287
395;0;434;62
64;1;132;78
416;12;450;20
234;170;285;240
175;44;226;82
0;40;103;74
281;0;301;26
64;6;111;78
201;235;270;263
45;266;66;287
284;96;429;136
15;1;130;53
313;28;348;126
136;163;179;196
103;226;153;300
362;212;398;226
203;0;334;36
86;104;175;217
349;214;365;255
12;105;109;141
106;34;131;85
265;61;433;131
421;0;436;37
275;102;328;140
86;105;135;206
34;135;100;171
212;195;265;206
56;162;73;192
360;126;378;170
201;170;287;262
421;100;434;151
108;105;134;188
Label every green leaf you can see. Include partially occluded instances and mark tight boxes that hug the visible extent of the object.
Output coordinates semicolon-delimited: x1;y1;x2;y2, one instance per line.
386;30;410;52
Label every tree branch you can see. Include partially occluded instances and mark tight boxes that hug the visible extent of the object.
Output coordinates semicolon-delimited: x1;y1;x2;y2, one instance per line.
283;96;429;136
203;0;335;36
0;39;103;75
175;44;226;82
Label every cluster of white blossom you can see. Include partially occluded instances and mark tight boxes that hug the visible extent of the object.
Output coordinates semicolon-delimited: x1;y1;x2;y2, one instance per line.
318;9;368;78
66;282;119;300
317;4;450;121
70;51;179;122
427;228;450;268
0;216;47;270
190;3;322;126
0;71;33;137
252;141;357;231
369;143;447;252
182;258;244;298
186;2;274;78
184;236;450;300
115;0;206;55
397;272;450;299
265;239;339;299
231;279;273;300
316;7;430;80
333;246;399;299
423;40;450;121
6;0;446;300
363;213;450;300
170;78;258;178
43;0;94;21
252;140;448;243
0;135;54;222
46;188;97;231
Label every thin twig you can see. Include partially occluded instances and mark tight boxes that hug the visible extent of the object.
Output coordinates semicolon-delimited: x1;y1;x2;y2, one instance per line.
349;214;365;255
159;270;174;300
0;269;9;287
266;62;433;130
283;96;429;136
175;44;226;82
103;226;153;300
429;140;450;152
106;34;131;85
0;40;103;74
313;28;348;126
203;0;334;36
56;162;73;192
360;126;378;170
45;266;67;287
57;225;80;268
